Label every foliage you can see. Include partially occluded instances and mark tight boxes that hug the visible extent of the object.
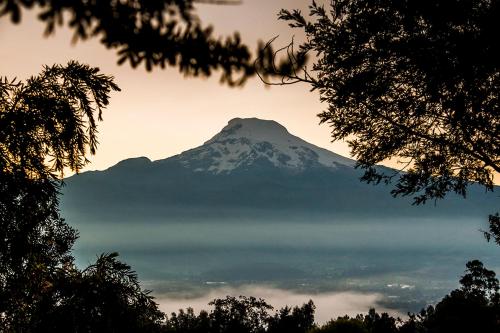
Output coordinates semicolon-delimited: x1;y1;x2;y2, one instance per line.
0;61;119;178
165;296;315;333
267;300;315;333
312;316;368;333
0;170;77;330
208;296;273;333
310;308;397;333
482;213;500;245
167;307;211;333
0;61;118;330
459;260;499;301
41;253;164;332
0;0;303;86
0;62;163;332
362;309;398;333
405;260;500;333
271;0;499;204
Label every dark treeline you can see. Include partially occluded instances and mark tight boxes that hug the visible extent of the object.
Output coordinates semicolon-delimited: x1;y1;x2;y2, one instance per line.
157;260;500;333
16;258;495;332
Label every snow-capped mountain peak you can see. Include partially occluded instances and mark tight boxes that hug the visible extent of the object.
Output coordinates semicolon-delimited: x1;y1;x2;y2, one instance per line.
177;117;355;173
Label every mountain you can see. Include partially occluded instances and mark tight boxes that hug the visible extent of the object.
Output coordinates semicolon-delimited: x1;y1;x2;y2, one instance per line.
61;117;497;222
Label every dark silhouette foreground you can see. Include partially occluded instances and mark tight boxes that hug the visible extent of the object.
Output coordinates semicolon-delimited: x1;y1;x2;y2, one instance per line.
0;62;163;332
162;260;500;333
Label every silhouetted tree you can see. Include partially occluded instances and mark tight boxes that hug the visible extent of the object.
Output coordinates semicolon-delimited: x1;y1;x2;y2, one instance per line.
275;0;499;199
0;170;78;331
0;61;119;330
165;297;315;333
167;307;211;333
42;253;164;332
312;316;367;333
401;260;500;333
209;296;273;333
266;0;499;238
309;309;398;333
397;314;425;333
362;309;398;333
0;61;119;177
0;62;163;332
459;260;500;302
0;0;302;86
267;300;315;333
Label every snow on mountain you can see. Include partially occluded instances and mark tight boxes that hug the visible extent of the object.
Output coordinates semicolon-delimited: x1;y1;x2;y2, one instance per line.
174;118;355;173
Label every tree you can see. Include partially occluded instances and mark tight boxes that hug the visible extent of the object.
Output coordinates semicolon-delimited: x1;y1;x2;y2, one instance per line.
312;316;367;333
458;260;499;303
266;0;499;239
208;296;273;333
0;0;301;86
42;253;164;332
0;168;78;330
165;297;316;333
407;260;500;333
0;62;163;332
267;300;315;333
309;309;398;333
362;309;397;333
0;61;118;330
166;307;211;333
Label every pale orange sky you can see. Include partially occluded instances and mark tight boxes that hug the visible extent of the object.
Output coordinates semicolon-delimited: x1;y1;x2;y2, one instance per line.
0;0;353;173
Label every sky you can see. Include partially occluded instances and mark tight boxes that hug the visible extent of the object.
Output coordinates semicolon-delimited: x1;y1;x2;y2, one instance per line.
0;0;352;173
